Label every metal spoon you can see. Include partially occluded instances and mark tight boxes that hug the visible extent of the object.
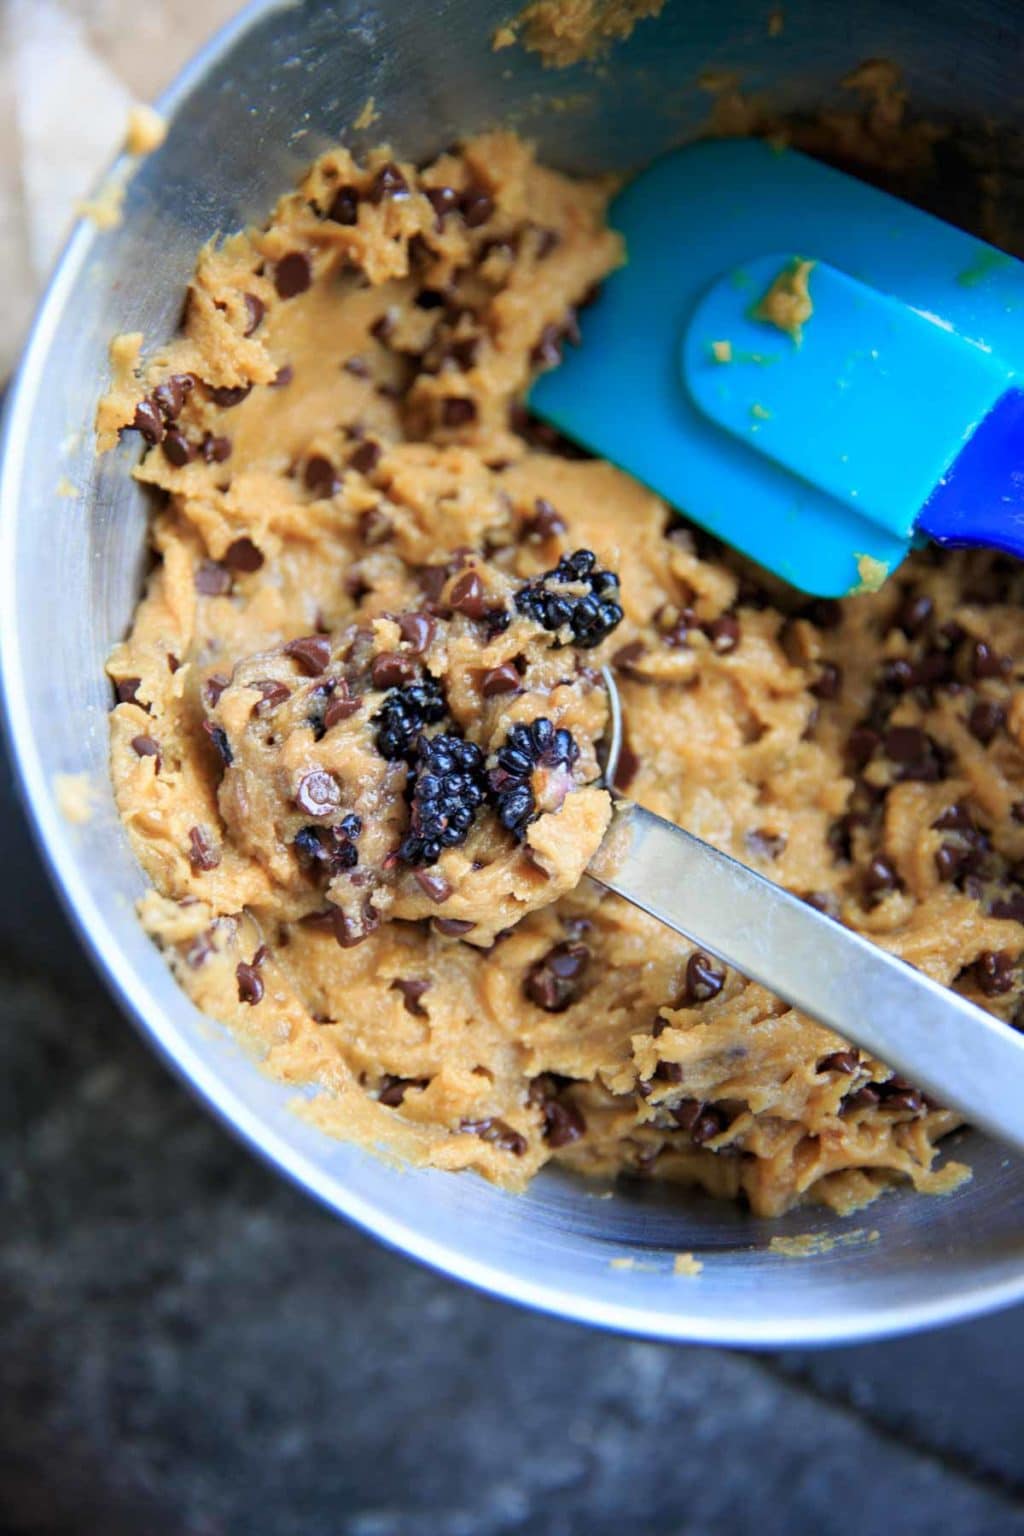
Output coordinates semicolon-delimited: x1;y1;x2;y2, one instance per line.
592;667;1024;1156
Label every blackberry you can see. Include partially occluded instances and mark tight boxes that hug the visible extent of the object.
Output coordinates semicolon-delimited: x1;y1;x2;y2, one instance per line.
373;676;446;760
398;734;487;867
294;813;362;874
514;548;623;649
488;718;580;838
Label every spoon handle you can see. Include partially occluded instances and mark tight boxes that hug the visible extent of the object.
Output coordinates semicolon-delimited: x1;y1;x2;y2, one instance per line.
591;801;1024;1156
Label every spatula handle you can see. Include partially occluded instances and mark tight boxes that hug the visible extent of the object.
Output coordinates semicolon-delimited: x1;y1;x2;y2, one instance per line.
591;801;1024;1157
917;387;1024;558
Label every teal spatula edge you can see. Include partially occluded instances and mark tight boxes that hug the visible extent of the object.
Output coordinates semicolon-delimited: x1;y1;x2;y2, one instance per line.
529;139;1024;596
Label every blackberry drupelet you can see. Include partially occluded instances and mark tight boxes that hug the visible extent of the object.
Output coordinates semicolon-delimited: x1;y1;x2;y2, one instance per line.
398;734;487;867
488;717;580;838
294;813;362;874
514;548;623;649
373;676;446;760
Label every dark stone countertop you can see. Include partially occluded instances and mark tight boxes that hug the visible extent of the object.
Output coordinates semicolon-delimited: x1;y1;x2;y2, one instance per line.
3;733;1024;1536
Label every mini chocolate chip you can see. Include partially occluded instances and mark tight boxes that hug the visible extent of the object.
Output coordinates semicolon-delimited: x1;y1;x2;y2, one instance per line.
391;977;430;1017
370;162;409;202
672;1099;702;1133
188;825;220;872
543;1099;586;1148
613;737;641;794
531;323;562;369
201;433;232;463
880;657;915;692
131;734;160;760
933;802;973;831
970;639;1005;679
333;901;381;948
413;869;452;903
203;673;229;709
152;374;192;420
524;942;589;1012
448;337;480;371
527;497;567;540
167;655;181;674
844;1085;881;1111
803;890;840;919
915;648;954;687
990;891;1024;923
378;1075;428;1107
461;185;494;226
358;506;393;547
441;396;477;428
328;184;359;224
969;699;1005;744
294;771;341;818
429;916;475;939
448;569;487;619
370;311;395;344
162;428;195;466
935;842;966;881
460;1117;527;1155
884;725;930;763
880;1080;924;1114
801;598;841;630
479;661;521;697
202;721;231;764
707;615;740;653
236;962;264;1005
973;949;1015;996
115;677;141;705
818;1049;859;1075
284;635;332;675
535;227;560;259
271;364;294;388
692;1108;726;1146
207;383;252;409
613;640;647;676
225;536;263;572
242;293;265;335
323;688;362;729
304;455;341;497
349;439;381;475
371;651;418;689
683;951;725;1004
396;612;435;655
426;185;459;220
275;251;312;298
1013;802;1024;825
896;593;933;637
418;565;449;602
194;559;231;596
810;662;842;700
250;679;291;714
654;1061;684;1084
132;398;164;444
746;828;786;861
864;855;899;899
847;725;880;768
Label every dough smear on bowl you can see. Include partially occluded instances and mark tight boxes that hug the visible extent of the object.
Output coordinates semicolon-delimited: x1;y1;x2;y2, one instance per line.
102;129;1024;1215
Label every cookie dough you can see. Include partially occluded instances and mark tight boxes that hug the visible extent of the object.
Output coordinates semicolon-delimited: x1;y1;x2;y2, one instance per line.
104;130;1024;1216
493;0;667;67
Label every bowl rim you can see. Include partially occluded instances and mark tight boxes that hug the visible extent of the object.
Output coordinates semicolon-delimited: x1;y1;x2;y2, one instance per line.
4;0;1024;1350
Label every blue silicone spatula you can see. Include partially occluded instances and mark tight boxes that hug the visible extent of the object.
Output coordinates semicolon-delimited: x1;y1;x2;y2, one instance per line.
529;139;1024;597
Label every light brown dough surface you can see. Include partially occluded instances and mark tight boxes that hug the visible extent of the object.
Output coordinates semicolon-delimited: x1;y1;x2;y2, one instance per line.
105;128;1024;1215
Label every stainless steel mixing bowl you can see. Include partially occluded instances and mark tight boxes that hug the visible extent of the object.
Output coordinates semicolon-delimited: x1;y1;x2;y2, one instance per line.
4;0;1024;1347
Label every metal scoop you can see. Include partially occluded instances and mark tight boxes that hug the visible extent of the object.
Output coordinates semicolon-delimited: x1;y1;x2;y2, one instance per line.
592;667;1024;1156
